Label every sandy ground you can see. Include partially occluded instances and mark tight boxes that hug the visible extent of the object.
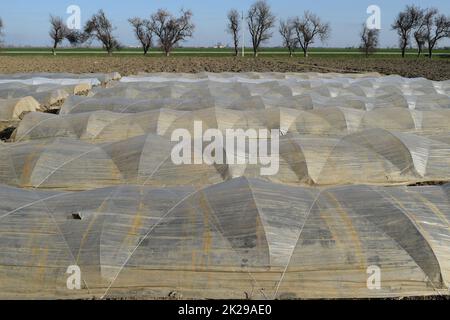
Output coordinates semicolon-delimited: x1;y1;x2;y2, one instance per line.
0;56;449;80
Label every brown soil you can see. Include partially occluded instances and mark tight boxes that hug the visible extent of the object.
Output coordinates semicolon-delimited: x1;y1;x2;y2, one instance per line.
0;126;16;142
408;181;448;186
0;56;449;80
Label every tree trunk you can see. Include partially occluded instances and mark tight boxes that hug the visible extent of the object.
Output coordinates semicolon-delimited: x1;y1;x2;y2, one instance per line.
428;46;433;59
417;46;422;57
401;46;406;58
303;48;308;57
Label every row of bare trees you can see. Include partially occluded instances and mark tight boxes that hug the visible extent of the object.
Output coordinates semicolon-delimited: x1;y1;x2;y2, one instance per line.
48;9;194;56
48;10;121;55
227;1;449;58
227;1;330;57
277;13;331;58
392;6;450;58
351;6;450;59
129;9;195;56
2;2;449;57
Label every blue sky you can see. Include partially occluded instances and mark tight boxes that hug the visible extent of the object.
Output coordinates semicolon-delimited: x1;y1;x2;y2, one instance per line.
0;0;449;48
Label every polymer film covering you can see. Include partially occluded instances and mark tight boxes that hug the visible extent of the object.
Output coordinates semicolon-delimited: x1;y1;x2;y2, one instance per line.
0;72;449;299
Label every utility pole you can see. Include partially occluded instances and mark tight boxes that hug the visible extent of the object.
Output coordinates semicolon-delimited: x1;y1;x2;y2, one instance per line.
242;10;245;57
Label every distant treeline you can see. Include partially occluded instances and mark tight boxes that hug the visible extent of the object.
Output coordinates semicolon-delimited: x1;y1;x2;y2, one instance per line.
0;1;449;58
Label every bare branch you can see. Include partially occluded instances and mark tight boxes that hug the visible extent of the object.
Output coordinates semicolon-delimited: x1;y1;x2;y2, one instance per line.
359;24;379;57
293;11;330;57
49;15;69;55
0;18;4;47
279;19;297;57
84;10;121;55
422;8;450;58
392;5;423;58
413;14;428;57
65;30;88;47
149;9;195;56
227;9;241;56
129;17;153;55
247;0;275;57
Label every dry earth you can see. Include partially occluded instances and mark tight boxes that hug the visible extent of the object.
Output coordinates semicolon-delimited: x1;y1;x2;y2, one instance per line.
0;56;449;80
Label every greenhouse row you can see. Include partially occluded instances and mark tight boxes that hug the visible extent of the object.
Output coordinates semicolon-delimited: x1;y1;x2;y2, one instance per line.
0;73;449;299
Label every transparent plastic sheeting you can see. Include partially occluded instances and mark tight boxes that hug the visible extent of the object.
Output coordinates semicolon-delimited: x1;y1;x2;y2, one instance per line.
0;83;92;111
0;97;40;121
1;130;450;189
119;72;386;83
0;178;449;299
58;75;450;117
0;72;121;113
15;107;450;142
0;72;122;86
1;73;450;300
0;78;100;86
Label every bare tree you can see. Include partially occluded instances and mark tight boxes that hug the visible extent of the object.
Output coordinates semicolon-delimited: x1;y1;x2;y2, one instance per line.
413;19;427;58
247;0;275;57
129;18;152;55
49;15;87;50
293;11;330;57
49;16;69;55
410;7;428;57
359;24;379;57
279;19;297;57
392;5;423;58
227;9;241;57
0;18;4;46
422;8;450;59
149;9;195;57
413;29;427;57
65;30;88;47
84;10;121;55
